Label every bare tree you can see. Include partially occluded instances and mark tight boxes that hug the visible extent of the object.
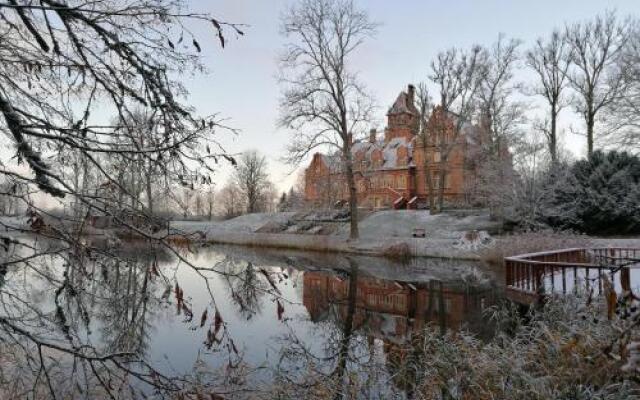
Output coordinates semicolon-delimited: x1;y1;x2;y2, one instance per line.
257;180;278;213
113;110;164;214
415;83;437;211
279;0;377;240
564;11;630;156
526;30;571;163
218;181;243;219
234;150;270;214
205;186;216;220
606;19;640;153
477;35;523;153
194;192;204;216
475;36;523;219
170;187;194;218
501;129;556;228
428;45;486;212
0;1;249;396
280;170;307;211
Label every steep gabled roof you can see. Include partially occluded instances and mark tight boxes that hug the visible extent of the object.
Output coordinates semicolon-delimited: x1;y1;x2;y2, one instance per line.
387;90;418;116
319;153;343;173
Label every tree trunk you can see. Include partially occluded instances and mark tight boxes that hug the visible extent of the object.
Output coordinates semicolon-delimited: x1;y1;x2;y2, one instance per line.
432;140;454;215
117;170;124;209
344;149;359;240
550;103;558;164
247;187;256;214
423;148;435;212
145;172;153;215
437;168;446;213
131;184;137;210
586;111;595;157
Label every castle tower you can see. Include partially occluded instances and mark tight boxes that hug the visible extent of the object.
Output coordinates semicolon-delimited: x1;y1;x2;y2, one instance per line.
384;84;419;143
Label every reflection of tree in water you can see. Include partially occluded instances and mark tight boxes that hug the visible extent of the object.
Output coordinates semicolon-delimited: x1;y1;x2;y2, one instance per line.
92;250;168;357
272;257;500;398
271;260;371;399
0;233;501;399
332;260;359;399
0;239;252;398
218;255;273;320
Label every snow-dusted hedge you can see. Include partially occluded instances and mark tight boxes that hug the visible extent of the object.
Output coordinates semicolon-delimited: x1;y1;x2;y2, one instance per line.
543;150;640;235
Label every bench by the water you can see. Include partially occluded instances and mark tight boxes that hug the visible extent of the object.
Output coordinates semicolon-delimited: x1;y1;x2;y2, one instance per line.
505;247;640;305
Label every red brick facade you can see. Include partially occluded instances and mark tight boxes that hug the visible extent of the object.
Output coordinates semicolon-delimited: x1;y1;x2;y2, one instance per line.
304;84;484;209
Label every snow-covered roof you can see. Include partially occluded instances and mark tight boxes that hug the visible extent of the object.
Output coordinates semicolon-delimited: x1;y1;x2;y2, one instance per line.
314;135;415;174
384;136;414;169
351;136;415;170
351;140;376;154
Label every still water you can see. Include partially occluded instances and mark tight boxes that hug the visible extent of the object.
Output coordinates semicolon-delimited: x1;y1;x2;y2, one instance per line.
0;240;504;398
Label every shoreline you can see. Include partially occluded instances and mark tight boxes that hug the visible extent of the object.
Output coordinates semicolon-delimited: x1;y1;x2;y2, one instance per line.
197;230;482;260
4;213;637;261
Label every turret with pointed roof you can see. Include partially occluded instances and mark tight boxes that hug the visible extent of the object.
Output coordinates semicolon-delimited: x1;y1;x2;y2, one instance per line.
385;84;419;143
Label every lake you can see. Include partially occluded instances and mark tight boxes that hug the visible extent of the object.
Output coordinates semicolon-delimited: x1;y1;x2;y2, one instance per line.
0;239;505;398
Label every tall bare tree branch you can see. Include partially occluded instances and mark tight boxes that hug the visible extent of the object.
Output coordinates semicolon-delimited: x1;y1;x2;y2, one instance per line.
278;0;377;240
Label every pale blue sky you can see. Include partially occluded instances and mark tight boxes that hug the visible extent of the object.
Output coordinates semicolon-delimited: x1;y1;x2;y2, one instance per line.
183;0;640;192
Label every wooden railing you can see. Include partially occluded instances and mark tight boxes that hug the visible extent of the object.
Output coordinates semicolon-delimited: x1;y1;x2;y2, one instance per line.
505;247;640;305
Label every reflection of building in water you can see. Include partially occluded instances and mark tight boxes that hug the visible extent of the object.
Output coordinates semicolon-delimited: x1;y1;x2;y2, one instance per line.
303;270;498;343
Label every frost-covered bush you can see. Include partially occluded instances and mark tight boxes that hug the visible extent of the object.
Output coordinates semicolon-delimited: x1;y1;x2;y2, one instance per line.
544;150;640;234
413;296;639;399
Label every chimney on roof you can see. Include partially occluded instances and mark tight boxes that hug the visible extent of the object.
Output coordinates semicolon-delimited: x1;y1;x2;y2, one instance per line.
407;84;415;107
369;128;377;143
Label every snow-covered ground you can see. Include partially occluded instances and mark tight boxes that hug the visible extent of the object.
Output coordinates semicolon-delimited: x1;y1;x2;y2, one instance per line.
166;210;502;258
170;212;297;235
171;210;500;240
334;210;500;240
168;211;640;258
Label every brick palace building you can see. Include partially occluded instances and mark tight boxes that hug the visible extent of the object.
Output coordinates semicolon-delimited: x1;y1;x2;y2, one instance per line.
303;84;502;209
